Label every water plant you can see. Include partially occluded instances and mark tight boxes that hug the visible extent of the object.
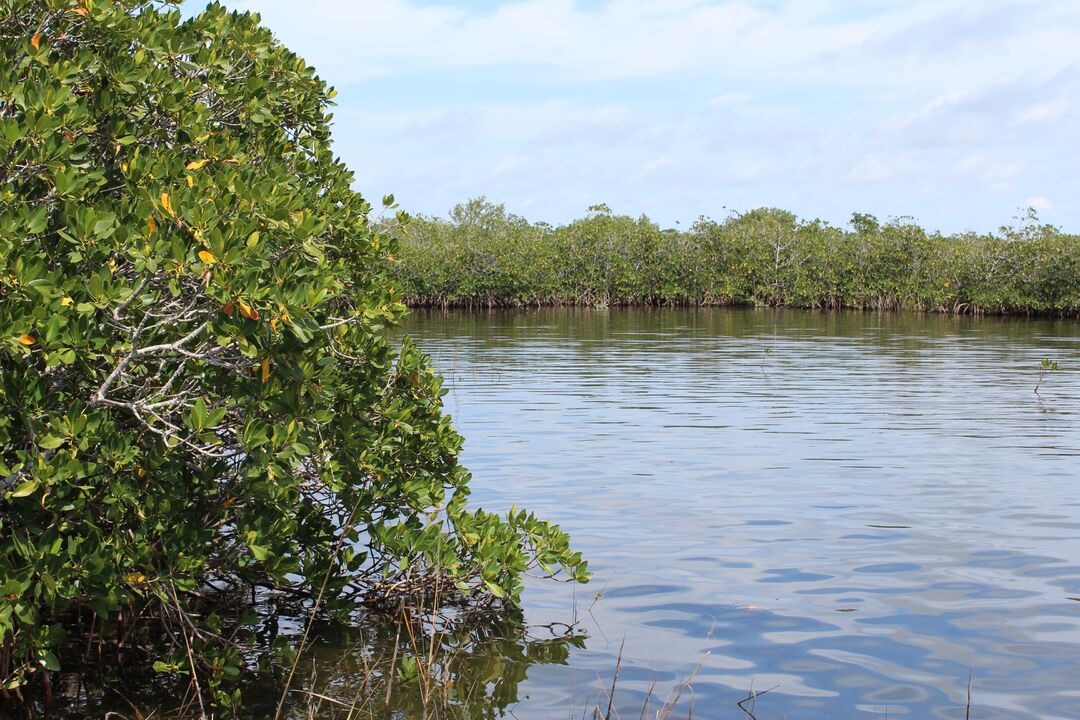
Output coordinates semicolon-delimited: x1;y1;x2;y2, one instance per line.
1035;358;1060;395
0;0;585;711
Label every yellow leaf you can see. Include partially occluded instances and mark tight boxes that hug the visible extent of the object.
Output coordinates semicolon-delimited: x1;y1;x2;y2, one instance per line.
261;358;271;383
73;5;88;16
198;250;216;265
238;302;259;321
185;159;209;171
31;33;41;50
18;334;35;346
60;296;73;307
186;175;193;188
146;215;156;236
160;192;174;217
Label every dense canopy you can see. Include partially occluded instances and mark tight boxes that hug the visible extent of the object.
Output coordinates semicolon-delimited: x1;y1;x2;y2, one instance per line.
0;0;585;704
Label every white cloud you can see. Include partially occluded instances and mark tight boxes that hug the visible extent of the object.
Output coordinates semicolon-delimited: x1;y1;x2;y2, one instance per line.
229;0;1080;90
215;0;1080;231
226;0;900;84
848;155;897;184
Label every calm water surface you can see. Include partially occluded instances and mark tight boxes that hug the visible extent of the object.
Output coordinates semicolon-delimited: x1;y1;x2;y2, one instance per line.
398;307;1080;720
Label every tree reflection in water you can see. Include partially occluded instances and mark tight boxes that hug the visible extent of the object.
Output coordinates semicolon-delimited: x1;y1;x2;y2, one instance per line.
258;607;587;719
22;602;586;719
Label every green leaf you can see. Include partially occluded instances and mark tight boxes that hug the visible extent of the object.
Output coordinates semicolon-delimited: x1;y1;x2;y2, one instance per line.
38;434;65;449
9;480;40;498
191;397;208;431
37;650;60;672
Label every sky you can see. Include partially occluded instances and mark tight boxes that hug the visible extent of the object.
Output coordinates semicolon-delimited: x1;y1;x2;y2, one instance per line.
221;0;1079;233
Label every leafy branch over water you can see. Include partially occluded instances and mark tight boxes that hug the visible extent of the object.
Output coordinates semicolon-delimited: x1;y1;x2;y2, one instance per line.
0;1;586;711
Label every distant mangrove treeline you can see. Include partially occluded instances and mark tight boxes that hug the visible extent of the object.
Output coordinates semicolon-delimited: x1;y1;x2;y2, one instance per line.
389;199;1080;316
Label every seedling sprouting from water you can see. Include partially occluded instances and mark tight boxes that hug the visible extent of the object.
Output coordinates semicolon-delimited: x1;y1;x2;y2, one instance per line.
760;346;773;376
1035;358;1060;395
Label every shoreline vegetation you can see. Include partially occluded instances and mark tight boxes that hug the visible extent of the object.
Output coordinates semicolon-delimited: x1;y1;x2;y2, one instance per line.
391;199;1080;317
1;4;586;715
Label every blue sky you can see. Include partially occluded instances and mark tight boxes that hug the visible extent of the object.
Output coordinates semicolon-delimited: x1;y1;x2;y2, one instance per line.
222;0;1079;232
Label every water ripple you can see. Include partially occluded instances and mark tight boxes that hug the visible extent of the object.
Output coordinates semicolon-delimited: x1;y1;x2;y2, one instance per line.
403;307;1080;719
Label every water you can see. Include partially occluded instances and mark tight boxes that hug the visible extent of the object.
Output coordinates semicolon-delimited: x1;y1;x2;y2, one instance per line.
44;307;1080;719
395;307;1080;720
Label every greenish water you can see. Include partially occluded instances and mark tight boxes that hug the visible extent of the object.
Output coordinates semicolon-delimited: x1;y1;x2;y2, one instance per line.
41;307;1080;719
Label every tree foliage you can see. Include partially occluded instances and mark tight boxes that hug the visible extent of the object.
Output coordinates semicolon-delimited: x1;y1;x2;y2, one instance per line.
0;0;586;703
392;199;1080;314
